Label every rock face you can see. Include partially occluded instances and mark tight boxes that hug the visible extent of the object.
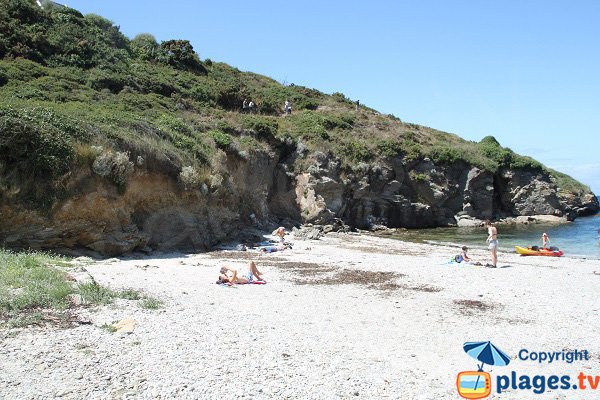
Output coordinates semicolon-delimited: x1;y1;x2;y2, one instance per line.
0;141;598;256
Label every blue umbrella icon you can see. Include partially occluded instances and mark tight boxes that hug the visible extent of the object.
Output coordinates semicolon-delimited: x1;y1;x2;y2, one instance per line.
464;341;511;370
463;341;511;392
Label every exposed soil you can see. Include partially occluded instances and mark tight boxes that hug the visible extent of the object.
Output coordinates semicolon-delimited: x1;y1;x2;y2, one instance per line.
206;251;287;263
453;299;501;316
293;269;403;288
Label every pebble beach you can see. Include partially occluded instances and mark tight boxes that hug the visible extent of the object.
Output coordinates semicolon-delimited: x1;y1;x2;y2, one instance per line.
1;232;599;399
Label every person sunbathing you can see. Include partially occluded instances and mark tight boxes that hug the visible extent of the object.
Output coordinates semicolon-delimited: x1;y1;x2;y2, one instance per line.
259;243;292;253
216;261;264;285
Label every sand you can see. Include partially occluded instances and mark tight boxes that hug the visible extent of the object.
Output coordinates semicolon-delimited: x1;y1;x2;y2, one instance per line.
1;232;599;399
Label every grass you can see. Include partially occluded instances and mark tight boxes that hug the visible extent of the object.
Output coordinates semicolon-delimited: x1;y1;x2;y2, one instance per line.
100;322;118;333
0;250;73;325
140;297;163;310
0;249;162;328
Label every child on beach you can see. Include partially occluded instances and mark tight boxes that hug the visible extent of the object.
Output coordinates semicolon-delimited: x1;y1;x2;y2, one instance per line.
216;261;264;285
454;246;471;263
485;220;498;268
451;246;482;265
541;232;550;248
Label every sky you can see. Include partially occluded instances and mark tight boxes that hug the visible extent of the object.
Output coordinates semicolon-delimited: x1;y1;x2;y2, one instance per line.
64;0;600;194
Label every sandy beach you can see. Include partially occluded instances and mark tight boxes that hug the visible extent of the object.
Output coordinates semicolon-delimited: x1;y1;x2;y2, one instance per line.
1;232;599;399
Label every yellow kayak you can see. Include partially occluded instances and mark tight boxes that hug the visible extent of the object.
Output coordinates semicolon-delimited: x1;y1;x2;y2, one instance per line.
515;246;564;257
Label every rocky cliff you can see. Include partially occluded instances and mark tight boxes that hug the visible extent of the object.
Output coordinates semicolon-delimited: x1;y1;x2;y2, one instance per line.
1;128;598;257
0;0;598;256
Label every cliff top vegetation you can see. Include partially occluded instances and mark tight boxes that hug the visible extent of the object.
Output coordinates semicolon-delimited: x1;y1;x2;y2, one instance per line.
0;0;589;209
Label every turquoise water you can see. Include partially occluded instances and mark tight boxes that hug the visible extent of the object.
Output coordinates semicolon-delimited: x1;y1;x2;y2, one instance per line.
381;214;600;259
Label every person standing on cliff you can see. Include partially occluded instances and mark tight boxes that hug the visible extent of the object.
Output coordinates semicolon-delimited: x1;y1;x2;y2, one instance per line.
484;220;498;268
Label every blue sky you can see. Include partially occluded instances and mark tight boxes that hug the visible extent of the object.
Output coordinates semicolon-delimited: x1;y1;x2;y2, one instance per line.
65;0;600;194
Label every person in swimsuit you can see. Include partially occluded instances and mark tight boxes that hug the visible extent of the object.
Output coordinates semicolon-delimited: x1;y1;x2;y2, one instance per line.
216;261;264;284
484;220;498;268
274;226;286;243
541;232;550;248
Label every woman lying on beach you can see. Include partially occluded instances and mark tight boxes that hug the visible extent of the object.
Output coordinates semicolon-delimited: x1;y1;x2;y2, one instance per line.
216;261;264;285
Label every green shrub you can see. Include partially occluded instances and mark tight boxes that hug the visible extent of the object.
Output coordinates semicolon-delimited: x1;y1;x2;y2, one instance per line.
0;58;48;82
399;140;423;163
209;129;232;148
340;141;371;162
242;115;279;138
0;106;82;178
409;170;429;182
0;69;7;86
429;146;463;164
157;114;192;135
332;92;351;104
376;139;403;157
130;33;158;60
156;39;205;74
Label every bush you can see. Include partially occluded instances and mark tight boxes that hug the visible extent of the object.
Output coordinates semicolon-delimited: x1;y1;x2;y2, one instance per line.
399;140;422;163
409;170;429;182
0;107;79;178
130;33;158;61
242;116;279;138
340;141;371;162
209;129;232;148
0;69;7;86
376;139;403;158
92;150;134;186
156;39;205;74
429;146;463;165
179;165;203;190
0;58;47;82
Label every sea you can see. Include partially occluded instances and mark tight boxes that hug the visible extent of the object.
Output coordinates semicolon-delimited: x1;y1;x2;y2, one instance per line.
381;212;600;259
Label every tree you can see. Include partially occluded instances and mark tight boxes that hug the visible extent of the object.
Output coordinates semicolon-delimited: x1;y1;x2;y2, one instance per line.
130;33;158;61
156;39;205;74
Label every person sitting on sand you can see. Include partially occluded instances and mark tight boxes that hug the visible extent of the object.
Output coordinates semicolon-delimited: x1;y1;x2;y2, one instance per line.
451;246;482;265
454;246;471;263
273;226;286;243
541;232;550;248
216;261;264;285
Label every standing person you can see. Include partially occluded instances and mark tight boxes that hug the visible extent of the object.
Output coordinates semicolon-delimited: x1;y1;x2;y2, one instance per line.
242;99;249;113
248;100;255;114
284;100;292;115
355;99;360;111
541;232;550;248
484;220;498;268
